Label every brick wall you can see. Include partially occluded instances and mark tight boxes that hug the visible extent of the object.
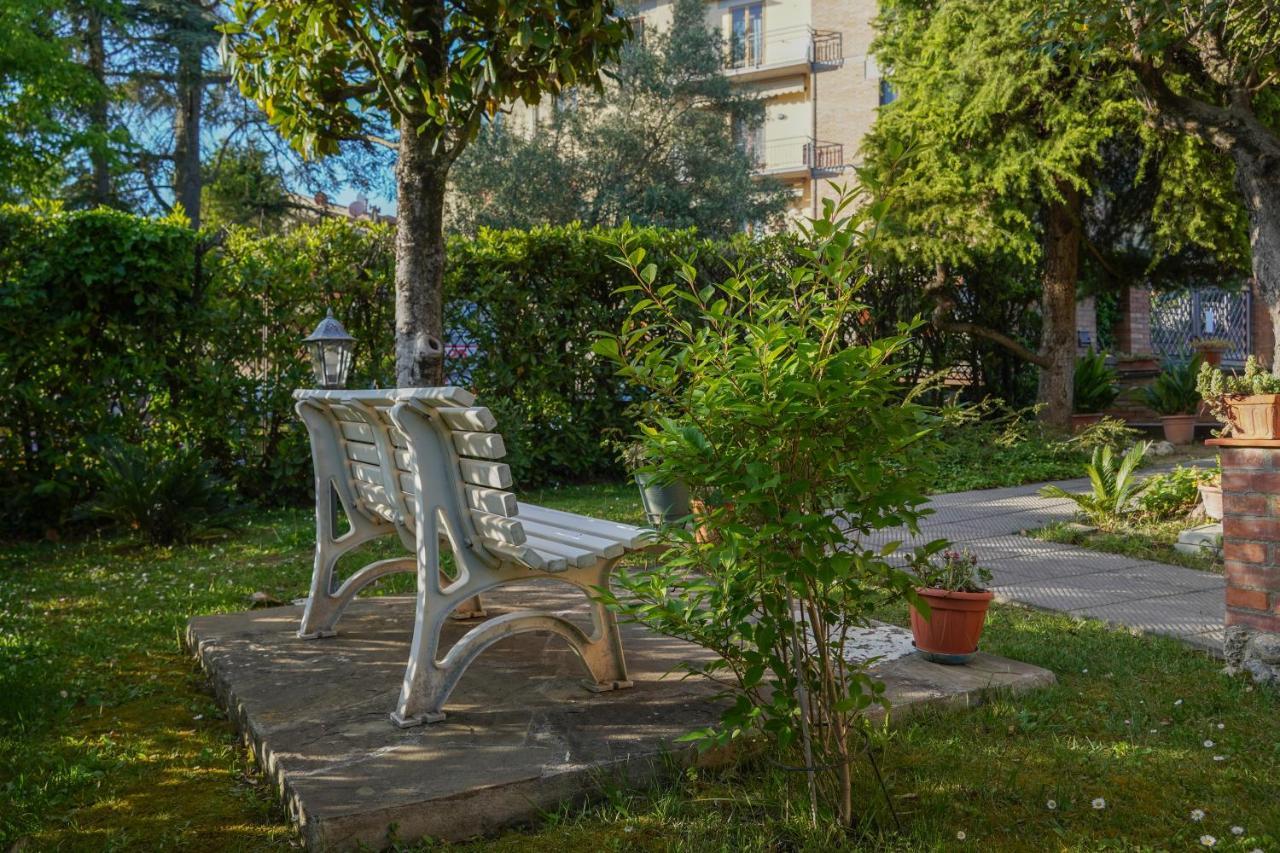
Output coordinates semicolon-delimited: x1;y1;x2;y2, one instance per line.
1113;286;1153;356
1219;446;1280;634
1076;295;1097;354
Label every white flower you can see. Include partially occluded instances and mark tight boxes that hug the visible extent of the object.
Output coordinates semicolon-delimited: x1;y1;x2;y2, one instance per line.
1123;719;1131;725
1231;826;1244;836
59;690;68;699
623;826;634;834
1203;739;1215;748
1082;668;1088;673
1092;798;1106;810
1213;755;1226;762
1046;800;1057;810
1216;723;1224;730
1175;699;1183;706
1150;728;1158;734
1191;809;1205;822
956;831;967;841
1200;835;1216;847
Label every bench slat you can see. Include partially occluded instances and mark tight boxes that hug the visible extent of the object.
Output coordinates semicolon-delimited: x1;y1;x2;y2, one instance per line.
460;459;512;489
484;540;567;572
516;503;654;549
465;486;518;517
452;431;506;459
437;406;498;431
470;510;526;546
522;533;598;568
345;442;380;466
340;421;374;444
521;520;625;559
354;482;397;521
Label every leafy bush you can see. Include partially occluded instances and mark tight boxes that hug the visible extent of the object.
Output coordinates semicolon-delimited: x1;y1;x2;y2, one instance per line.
597;193;937;828
1074;352;1120;413
1144;358;1203;415
1040;442;1151;528
911;548;992;592
79;442;240;545
1138;465;1216;520
927;399;1085;491
1069;416;1142;453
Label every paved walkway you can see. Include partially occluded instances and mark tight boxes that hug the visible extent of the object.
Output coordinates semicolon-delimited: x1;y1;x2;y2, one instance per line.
866;466;1226;654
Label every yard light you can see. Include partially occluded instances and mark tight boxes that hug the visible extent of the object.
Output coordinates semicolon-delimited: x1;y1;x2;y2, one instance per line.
303;309;355;389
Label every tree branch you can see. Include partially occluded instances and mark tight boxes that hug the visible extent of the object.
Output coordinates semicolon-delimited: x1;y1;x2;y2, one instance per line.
936;320;1053;368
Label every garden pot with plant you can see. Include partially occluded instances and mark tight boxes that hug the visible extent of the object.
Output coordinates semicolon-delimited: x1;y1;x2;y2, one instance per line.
1197;356;1280;440
689;493;732;544
1143;357;1202;444
1192;337;1232;367
1198;459;1223;521
1072;352;1120;432
621;441;691;526
909;549;994;664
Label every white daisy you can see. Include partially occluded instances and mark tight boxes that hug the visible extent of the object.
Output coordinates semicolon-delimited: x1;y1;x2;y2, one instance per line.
1203;739;1215;748
1046;800;1057;810
1092;798;1106;810
1191;809;1205;822
956;831;966;841
1231;826;1244;836
1174;699;1183;705
1200;835;1216;847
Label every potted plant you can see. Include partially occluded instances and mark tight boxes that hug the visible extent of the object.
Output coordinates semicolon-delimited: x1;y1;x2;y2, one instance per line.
1073;352;1120;431
1197;356;1280;439
908;548;994;665
1192;336;1232;367
689;489;732;544
1143;357;1202;444
1198;457;1223;521
621;441;691;526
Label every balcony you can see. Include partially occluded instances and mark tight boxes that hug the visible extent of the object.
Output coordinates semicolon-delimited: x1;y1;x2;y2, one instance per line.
748;136;845;180
724;27;843;83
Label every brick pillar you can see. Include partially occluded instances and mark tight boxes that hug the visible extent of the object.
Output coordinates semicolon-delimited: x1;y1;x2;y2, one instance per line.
1076;294;1097;354
1114;285;1153;356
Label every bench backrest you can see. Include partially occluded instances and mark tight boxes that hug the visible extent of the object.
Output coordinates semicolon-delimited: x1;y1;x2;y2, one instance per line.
294;388;534;566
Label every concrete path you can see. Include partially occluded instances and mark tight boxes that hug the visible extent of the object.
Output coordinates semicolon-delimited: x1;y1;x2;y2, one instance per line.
865;469;1227;654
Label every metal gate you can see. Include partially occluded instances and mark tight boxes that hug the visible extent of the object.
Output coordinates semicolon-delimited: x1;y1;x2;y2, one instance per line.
1150;288;1251;366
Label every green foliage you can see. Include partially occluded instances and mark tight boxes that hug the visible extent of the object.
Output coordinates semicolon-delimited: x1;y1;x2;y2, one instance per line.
1073;352;1120;413
910;548;992;593
448;0;789;238
223;0;631;158
1137;465;1215;521
200;143;291;231
595;191;938;827
1143;357;1203;416
1069;415;1141;453
79;441;240;545
0;205;200;533
1196;355;1280;425
1039;441;1151;528
927;400;1085;491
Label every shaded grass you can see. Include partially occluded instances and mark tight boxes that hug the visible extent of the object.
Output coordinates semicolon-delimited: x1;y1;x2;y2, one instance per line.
2;482;1277;851
1029;519;1222;573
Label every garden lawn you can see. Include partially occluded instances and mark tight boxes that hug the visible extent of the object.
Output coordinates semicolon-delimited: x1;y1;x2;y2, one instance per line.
2;483;1277;851
1028;519;1222;573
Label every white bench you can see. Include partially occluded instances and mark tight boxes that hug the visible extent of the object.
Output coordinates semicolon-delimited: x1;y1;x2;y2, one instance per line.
293;387;655;727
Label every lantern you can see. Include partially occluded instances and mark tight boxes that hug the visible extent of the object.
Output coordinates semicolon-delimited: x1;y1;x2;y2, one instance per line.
303;309;355;389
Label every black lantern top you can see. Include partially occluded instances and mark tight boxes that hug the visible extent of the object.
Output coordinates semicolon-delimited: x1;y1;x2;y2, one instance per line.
303;309;355;389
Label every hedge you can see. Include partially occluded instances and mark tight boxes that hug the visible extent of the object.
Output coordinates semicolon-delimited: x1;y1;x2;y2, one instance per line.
0;207;721;534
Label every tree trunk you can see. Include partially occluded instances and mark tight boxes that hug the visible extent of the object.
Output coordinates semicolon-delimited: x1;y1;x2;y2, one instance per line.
1232;149;1280;371
1037;182;1081;431
172;39;204;229
394;114;448;387
85;6;111;206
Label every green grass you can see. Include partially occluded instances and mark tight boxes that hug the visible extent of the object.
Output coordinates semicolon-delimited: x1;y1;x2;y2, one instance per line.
1028;519;1222;573
2;482;1277;851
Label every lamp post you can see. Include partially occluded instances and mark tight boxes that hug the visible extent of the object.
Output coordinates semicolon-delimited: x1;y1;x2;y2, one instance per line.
304;310;354;580
303;308;355;389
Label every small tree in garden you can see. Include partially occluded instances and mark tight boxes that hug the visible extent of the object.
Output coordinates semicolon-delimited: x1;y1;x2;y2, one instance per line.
222;0;630;386
595;189;940;828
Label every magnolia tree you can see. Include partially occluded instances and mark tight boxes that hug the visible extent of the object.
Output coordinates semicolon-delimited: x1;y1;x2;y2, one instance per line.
595;188;942;828
222;0;630;385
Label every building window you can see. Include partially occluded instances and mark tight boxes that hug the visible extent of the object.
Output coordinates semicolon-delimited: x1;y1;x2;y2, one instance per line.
629;16;645;44
729;3;764;68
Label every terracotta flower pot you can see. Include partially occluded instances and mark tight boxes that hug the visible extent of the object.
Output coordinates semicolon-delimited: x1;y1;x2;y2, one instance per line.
689;498;732;545
1071;413;1104;432
1194;346;1225;367
1161;414;1198;445
909;587;994;665
1199;483;1223;521
1225;394;1280;440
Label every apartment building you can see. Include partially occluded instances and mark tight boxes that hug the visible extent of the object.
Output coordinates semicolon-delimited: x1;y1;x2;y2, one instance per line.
631;0;885;223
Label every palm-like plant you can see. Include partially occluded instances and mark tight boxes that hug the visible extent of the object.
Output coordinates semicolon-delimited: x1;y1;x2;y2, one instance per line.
1039;441;1152;527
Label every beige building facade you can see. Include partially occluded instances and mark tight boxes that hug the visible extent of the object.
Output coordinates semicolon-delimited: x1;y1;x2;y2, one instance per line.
630;0;885;223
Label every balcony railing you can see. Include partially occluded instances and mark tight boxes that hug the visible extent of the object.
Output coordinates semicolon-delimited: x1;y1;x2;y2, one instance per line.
750;136;845;177
724;27;843;73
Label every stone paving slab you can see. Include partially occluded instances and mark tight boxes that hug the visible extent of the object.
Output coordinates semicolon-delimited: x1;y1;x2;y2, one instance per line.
1068;588;1225;643
187;589;1054;850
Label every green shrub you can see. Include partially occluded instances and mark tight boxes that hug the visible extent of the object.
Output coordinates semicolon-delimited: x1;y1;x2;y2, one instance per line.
1143;357;1202;416
1040;442;1151;528
598;192;936;828
927;399;1084;491
1138;465;1215;520
79;442;240;545
1074;352;1120;413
